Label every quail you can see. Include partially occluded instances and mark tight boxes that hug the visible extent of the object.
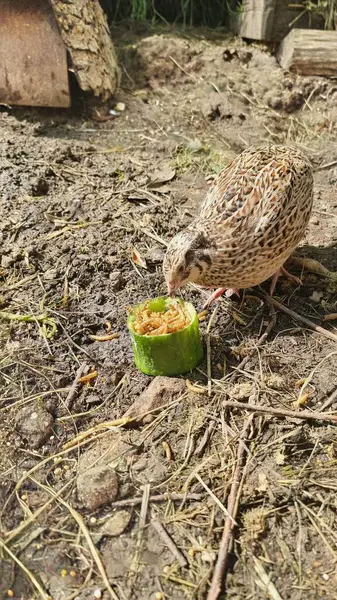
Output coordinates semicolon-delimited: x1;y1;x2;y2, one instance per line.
163;144;313;308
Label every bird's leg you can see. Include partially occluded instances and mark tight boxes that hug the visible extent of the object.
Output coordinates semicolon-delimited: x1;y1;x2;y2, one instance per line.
203;287;240;309
270;266;302;296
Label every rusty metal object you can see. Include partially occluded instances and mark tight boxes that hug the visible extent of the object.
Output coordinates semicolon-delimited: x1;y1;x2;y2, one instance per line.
0;0;70;108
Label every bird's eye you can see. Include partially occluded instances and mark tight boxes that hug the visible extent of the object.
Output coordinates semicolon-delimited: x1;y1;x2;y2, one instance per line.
185;249;194;264
177;265;184;275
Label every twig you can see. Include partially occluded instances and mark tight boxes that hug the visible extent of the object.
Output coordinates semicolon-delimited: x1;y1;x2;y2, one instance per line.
298;351;337;402
223;399;337;423
62;417;132;449
207;415;254;600
206;306;218;395
5;480;73;544
169;55;201;82
65;362;88;408
265;296;337;343
317;159;337;171
195;473;236;525
195;420;216;456
0;538;50;600
320;388;337;412
131;484;150;574
108;492;203;508
253;556;284;600
151;517;187;567
58;320;97;361
231;305;276;379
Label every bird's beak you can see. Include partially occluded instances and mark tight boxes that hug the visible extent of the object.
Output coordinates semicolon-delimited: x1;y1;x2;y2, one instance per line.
168;280;177;296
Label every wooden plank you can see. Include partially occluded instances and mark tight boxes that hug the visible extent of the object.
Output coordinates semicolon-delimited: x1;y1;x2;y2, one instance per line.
239;0;276;41
232;0;325;42
50;0;120;102
277;29;337;76
0;0;70;108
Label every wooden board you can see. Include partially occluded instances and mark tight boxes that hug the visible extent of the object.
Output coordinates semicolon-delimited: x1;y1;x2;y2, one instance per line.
277;29;337;76
231;0;325;42
239;0;276;41
50;0;120;102
0;0;70;108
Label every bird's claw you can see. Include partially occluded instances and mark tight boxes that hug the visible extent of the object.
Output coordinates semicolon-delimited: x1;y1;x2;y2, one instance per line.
270;266;302;296
203;287;240;309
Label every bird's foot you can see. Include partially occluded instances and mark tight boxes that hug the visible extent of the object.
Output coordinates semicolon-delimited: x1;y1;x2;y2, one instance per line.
203;287;240;309
270;266;302;296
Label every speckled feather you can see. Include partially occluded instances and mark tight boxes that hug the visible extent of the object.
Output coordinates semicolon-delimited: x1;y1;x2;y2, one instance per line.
163;144;314;291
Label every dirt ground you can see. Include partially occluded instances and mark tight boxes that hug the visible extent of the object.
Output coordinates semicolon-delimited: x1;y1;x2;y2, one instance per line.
1;24;337;600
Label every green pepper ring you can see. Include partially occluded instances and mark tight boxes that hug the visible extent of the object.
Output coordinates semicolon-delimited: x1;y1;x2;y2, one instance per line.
127;296;203;376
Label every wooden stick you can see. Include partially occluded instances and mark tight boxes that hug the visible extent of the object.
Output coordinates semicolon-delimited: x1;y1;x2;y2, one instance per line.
317;388;337;412
109;492;203;508
65;362;88;408
265;296;337;343
151;518;188;567
223;399;337;423
207;415;254;600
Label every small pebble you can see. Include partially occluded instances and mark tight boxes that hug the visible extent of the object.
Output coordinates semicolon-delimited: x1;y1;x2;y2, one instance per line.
310;290;323;302
69;570;77;577
90;516;97;524
115;102;126;112
155;593;163;600
77;465;119;511
54;467;62;476
322;573;329;581
7;591;14;598
201;550;216;563
188;548;195;557
100;510;131;536
94;589;102;599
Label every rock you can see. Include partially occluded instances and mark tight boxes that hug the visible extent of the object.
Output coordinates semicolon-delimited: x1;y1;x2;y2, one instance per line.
131;454;167;486
15;404;54;449
109;270;124;292
43;268;58;281
123;376;185;423
144;247;165;264
264;373;286;390
77;431;136;474
1;254;14;269
101;511;131;536
310;290;323;302
187;138;202;152
77;466;118;511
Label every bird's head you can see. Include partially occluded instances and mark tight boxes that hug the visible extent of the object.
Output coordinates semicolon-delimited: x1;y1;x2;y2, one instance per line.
163;229;212;295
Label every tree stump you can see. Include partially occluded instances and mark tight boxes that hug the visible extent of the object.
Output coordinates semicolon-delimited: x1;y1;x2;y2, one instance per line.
50;0;120;102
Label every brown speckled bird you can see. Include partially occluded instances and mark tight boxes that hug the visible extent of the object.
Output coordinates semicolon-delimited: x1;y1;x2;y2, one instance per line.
163;144;313;308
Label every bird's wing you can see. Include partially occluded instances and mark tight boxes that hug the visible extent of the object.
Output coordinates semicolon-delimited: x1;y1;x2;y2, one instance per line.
199;154;294;237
